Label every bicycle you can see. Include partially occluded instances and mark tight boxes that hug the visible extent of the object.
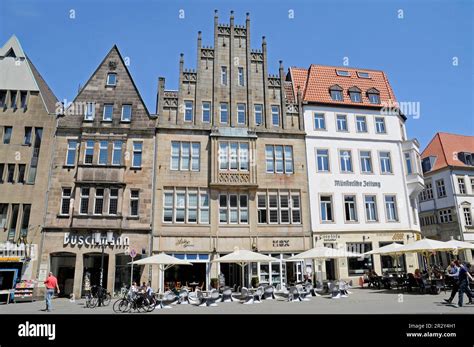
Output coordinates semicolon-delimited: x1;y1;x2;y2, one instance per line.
86;285;112;308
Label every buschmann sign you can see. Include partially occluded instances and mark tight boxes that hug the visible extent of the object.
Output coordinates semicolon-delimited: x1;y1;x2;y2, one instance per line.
63;233;129;247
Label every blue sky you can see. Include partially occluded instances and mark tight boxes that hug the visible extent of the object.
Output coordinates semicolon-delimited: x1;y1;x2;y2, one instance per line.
0;0;472;148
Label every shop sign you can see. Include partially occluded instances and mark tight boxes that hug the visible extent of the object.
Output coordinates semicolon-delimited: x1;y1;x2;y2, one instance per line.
176;238;194;248
0;257;21;262
272;240;290;247
321;234;338;242
334;180;381;188
392;233;405;241
63;233;129;247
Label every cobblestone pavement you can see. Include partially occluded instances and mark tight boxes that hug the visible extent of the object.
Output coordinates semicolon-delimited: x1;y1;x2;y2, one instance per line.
1;288;473;314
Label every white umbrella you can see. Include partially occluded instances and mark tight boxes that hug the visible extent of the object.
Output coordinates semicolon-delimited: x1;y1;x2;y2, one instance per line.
444;239;474;250
129;253;192;293
288;246;362;283
212;248;280;288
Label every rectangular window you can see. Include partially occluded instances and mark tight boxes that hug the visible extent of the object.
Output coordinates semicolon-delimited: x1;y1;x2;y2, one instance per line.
365;195;378;221
199;192;209;224
436;179;446;198
121;104;132;122
219;193;248;225
20;91;27;109
375;117;386;134
344;195;358;222
219;141;248;171
471;178;474;194
175;191;186;223
380;152;392;174
66;140;77;166
458;177;466;194
238;67;245;86
3;126;12;144
320;195;334;222
219;142;228;170
221;66;227;85
10;91;17;109
94;188;104;215
463;207;472;226
257;194;267;224
0;204;8;228
184;101;193;122
107;73;117;86
330;90;343;101
360;151;373;173
357;72;370;78
191;143;200;171
350;91;361;103
425;182;433;200
239;143;249;171
103;104;113;121
339;150;353;172
171;142;180;170
24;127;32;145
98;141;108;165
8;204;19;241
385;195;398;221
405;152;413;175
254;104;263;126
109;188;118;215
356;116;367;132
336;70;350;77
187;191;198;223
230;143;238;170
130;190;139;216
84;140;94;164
202;102;211;123
220;103;228;123
314;113;326;130
316;149;330;172
163;192;173;223
219;194;227;223
7;164;15;183
269;193;278;224
61;188;72;215
84;102;95;121
0;91;6;108
438;209;453;223
240;195;248;224
112;141;122;165
237;103;246;124
271;106;280;126
336;115;347;131
0;164;4;183
265;145;293;174
132;142;142;168
17;164;26;184
280;194;290;224
347;243;373;276
291;194;301;224
368;93;380;104
80;187;90;214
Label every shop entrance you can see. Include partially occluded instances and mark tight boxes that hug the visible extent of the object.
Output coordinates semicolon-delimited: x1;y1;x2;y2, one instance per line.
115;254;143;294
50;253;76;297
83;253;108;295
220;263;247;288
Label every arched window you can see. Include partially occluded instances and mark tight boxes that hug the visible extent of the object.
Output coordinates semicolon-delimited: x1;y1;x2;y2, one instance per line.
367;88;380;104
348;86;362;103
329;85;343;101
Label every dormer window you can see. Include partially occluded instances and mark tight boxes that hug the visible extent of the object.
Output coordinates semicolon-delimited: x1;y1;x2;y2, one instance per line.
458;152;474;166
329;85;343;101
336;70;350;77
421;156;436;173
367;88;380;104
348;87;361;102
357;71;370;78
107;73;117;86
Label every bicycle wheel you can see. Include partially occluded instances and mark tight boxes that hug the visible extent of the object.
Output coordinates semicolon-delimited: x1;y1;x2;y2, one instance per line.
102;293;112;306
113;298;127;313
89;296;99;308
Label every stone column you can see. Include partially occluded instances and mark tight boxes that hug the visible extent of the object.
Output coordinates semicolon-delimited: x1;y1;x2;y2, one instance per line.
107;252;116;294
72;253;83;298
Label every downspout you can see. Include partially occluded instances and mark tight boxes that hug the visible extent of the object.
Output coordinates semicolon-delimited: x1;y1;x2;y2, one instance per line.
149;126;158;282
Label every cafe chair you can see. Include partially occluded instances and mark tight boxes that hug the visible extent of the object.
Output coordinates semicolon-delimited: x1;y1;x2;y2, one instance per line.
220;287;233;302
235;287;254;304
178;288;189;304
296;285;311;301
188;289;204;306
274;284;290;301
262;285;275;300
253;286;264;303
160;291;178;308
328;282;341;299
203;289;220;307
288;286;301;302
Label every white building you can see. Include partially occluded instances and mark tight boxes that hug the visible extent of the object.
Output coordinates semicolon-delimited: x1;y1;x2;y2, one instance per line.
287;65;424;281
418;133;474;264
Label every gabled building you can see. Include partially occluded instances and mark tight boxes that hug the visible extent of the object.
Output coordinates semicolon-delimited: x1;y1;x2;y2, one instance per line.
153;11;310;289
287;64;424;280
0;36;57;293
42;46;156;298
418;132;474;264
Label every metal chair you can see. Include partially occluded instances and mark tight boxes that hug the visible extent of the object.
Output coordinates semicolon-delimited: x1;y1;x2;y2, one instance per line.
235;287;254;304
178;288;189;304
253;286;264;303
297;284;311;301
262;285;275;300
328;282;341;299
288;286;301;302
220;286;233;302
188;289;204;306
203;289;220;307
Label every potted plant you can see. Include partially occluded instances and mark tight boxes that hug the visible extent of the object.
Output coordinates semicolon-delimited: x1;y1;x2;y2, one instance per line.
251;277;259;288
210;278;219;289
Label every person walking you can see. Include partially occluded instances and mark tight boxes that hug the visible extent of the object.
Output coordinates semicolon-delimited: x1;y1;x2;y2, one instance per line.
444;261;460;304
43;272;60;312
453;262;474;308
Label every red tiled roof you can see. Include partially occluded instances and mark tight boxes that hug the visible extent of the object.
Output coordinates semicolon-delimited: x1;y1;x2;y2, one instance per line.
421;133;474;172
287;64;397;107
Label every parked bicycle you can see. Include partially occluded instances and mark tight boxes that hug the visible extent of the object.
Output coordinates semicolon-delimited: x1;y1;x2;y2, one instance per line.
85;285;112;308
113;288;157;313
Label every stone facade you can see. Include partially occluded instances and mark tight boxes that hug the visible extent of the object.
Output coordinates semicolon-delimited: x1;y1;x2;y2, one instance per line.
153;11;310;290
0;36;57;293
42;46;155;298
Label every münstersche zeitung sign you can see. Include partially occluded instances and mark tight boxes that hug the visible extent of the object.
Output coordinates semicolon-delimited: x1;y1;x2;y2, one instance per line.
63;233;130;248
334;180;381;188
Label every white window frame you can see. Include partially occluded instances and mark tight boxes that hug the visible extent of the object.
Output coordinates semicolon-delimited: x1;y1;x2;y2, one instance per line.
132;141;142;168
436;179;447;198
108;188;119;215
121;104;132;122
202;102;211;123
360;150;373;174
94;188;105;215
339;150;353;173
221;66;227;85
84;102;95;121
384;195;398;222
220;103;228;123
106;73;117;86
184;101;193;122
271;105;280;126
375;117;386;134
254;104;263;126
60;188;72;215
79;187;90;215
130;190;140;217
379;151;392;174
237;103;246;125
98;141;108;165
336;114;348;132
238;67;245;86
458;177;466;194
320;195;334;223
314;113;326;130
84;140;94;165
364;195;378;222
112;141;122;166
66;140;78;166
103;104;113;121
316;149;330;172
344;195;358;222
356;116;367;133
